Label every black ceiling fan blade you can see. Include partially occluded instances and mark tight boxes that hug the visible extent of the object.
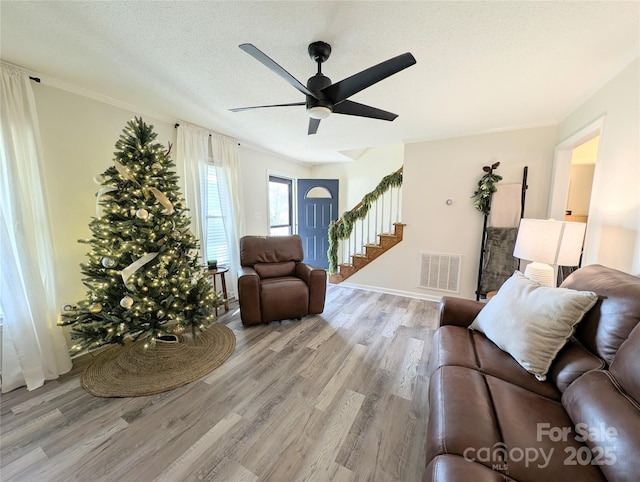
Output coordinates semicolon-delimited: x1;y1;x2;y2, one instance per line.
308;118;321;135
229;102;305;112
322;52;416;104
332;100;398;121
239;44;317;98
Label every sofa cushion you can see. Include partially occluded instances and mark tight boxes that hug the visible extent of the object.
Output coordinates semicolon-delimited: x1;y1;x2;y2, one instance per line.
610;323;640;402
561;264;640;365
562;369;640;482
548;338;605;392
427;366;503;466
429;325;561;400
470;271;598;380
424;455;518;482
240;235;304;265
254;261;296;279
428;365;606;481
260;277;308;322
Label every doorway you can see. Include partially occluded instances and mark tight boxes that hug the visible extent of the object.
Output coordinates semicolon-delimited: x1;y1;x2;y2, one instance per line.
297;179;339;269
565;135;598;224
548;116;604;270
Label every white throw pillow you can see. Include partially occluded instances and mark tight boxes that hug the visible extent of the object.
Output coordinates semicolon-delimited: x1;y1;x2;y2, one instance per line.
470;271;598;381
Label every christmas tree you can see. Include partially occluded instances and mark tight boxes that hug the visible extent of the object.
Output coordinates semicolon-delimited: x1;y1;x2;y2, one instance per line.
61;117;218;353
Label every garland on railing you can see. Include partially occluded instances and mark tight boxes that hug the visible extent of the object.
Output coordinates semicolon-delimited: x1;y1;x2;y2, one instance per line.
327;169;403;274
472;162;502;215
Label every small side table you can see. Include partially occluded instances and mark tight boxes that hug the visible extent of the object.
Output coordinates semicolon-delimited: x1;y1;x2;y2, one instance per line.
207;267;229;315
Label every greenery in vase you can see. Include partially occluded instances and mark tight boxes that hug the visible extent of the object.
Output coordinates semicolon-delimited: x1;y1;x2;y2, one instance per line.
60;117;218;354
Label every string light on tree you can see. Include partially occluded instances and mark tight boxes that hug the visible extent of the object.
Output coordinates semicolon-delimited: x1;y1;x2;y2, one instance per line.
60;117;220;354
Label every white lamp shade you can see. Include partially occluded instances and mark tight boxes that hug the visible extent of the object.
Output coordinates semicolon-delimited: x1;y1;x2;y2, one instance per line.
514;219;586;266
556;222;587;266
513;219;563;265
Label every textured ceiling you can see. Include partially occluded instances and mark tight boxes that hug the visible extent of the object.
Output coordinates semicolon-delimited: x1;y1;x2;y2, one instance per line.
1;1;638;163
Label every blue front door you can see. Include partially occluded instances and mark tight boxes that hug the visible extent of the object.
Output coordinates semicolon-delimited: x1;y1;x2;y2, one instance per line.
297;179;339;269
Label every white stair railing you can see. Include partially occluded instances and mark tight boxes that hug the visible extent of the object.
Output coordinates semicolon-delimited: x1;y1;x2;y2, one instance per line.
332;170;403;271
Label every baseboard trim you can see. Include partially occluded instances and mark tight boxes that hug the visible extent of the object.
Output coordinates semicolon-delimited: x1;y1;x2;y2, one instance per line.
338;282;442;303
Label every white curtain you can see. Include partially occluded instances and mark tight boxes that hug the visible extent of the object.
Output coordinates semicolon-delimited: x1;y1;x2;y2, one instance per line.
176;124;209;265
0;64;72;392
211;133;244;298
176;125;244;300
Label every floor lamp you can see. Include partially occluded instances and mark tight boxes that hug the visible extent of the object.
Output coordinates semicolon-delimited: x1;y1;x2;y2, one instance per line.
513;219;587;287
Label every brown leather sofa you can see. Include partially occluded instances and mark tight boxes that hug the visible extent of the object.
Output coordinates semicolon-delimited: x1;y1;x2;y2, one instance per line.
425;264;640;481
237;235;327;326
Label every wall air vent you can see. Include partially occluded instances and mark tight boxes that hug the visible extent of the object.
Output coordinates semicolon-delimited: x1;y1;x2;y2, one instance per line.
418;252;461;293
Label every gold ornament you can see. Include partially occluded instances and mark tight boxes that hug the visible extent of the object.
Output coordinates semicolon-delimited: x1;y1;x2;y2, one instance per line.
136;208;149;220
173;324;185;334
89;302;103;313
120;296;134;309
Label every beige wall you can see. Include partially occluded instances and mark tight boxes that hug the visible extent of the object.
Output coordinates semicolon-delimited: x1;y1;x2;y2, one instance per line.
28;56;640;321
566;164;595;217
343;126;559;300
33;83;177;316
33;84;177;345
31;82;311;348
557;58;640;275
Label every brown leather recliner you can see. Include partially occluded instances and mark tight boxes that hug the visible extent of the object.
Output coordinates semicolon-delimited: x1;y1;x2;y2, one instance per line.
237;235;327;326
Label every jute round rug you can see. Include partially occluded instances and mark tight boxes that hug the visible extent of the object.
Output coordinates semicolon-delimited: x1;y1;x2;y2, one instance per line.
81;323;236;397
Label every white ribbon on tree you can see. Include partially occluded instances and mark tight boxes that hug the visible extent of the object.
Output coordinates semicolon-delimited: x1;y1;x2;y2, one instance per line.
95;186;118;218
148;187;174;215
114;160;138;183
121;252;159;290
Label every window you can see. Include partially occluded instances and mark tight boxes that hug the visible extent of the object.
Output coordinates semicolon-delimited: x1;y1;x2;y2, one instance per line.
268;175;293;235
206;163;231;267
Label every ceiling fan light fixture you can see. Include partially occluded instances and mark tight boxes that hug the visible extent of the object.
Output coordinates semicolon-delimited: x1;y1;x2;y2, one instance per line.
308;106;331;120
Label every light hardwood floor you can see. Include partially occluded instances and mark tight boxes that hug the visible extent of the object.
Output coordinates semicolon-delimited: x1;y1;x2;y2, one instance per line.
1;284;438;482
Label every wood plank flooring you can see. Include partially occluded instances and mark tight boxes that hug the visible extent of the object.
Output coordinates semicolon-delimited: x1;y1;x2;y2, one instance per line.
1;285;438;482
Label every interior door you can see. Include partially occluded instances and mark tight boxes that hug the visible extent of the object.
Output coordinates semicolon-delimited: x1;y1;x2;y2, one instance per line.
297;179;338;269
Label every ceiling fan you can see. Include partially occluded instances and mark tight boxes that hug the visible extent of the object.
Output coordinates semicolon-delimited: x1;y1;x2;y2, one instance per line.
230;41;417;135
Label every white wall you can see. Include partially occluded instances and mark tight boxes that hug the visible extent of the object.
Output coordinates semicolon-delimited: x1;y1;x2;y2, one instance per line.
344;126;559;300
557;58;640;275
310;144;404;214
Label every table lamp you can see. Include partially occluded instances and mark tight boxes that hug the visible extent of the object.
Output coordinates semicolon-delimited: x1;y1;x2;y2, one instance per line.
513;219;586;286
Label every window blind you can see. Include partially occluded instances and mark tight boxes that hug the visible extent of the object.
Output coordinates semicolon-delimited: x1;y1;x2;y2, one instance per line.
206;163;231;267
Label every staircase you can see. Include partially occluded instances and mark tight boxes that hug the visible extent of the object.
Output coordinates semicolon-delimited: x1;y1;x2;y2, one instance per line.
328;167;405;284
329;222;406;283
